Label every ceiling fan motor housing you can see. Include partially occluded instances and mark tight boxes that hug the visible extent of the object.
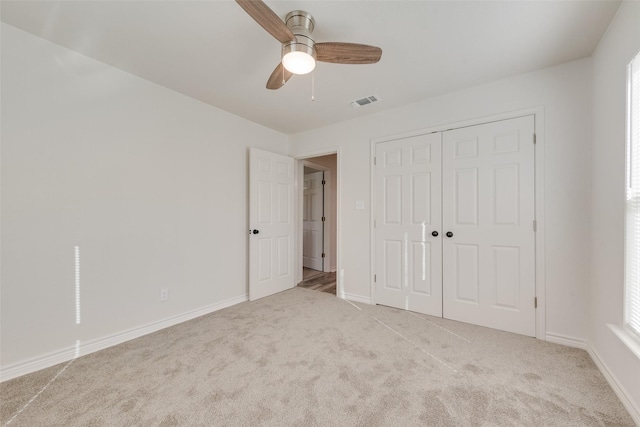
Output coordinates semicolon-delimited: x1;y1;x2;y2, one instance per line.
283;10;316;61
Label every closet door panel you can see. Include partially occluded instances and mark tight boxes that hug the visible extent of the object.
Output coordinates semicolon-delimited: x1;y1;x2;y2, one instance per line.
375;133;442;316
442;116;535;336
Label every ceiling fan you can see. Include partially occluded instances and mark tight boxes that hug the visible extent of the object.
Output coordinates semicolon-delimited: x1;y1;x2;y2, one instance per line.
236;0;383;90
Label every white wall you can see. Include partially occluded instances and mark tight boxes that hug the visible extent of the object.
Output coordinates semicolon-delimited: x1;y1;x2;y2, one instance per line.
290;58;593;342
0;24;288;374
590;0;640;419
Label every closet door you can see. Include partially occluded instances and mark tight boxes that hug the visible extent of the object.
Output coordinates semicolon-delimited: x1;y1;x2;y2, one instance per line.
441;116;535;336
374;133;442;316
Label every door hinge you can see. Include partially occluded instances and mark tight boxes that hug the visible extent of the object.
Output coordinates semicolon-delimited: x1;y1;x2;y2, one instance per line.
373;157;377;165
322;216;326;222
374;274;377;282
322;253;326;258
373;219;376;228
533;220;537;232
533;133;537;144
534;297;538;308
322;180;326;185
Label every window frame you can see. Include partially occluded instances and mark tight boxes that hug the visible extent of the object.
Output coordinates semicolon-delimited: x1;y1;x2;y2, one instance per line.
624;50;640;342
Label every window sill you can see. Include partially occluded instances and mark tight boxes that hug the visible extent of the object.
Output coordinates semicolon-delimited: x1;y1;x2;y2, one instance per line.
608;324;640;361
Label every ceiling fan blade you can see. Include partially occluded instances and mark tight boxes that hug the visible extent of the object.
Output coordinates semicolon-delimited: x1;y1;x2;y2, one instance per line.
236;0;295;44
315;42;382;64
266;62;293;90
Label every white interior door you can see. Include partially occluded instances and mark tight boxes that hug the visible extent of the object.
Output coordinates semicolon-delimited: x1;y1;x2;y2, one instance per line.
249;148;295;301
442;116;535;336
374;133;443;316
303;171;324;271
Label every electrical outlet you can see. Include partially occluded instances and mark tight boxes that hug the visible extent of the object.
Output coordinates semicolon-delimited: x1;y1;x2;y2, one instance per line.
160;288;169;301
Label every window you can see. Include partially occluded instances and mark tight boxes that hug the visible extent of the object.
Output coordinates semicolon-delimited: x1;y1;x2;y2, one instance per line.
625;51;640;339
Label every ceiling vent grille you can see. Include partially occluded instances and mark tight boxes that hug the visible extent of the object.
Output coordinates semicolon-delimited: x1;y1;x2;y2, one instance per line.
349;94;381;108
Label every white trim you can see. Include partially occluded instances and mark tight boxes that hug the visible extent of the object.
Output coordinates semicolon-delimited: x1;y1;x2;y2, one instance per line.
294;147;342;296
321;172;332;272
0;294;247;382
338;268;345;299
545;332;587;350
370;139;376;305
609;323;640;360
369;107;546;339
371;107;545;145
545;331;640;424
533;108;547;341
295;159;304;286
587;343;640;425
323;172;332;273
342;293;372;305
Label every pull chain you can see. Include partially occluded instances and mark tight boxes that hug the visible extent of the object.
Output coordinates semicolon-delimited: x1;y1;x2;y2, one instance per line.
311;70;315;101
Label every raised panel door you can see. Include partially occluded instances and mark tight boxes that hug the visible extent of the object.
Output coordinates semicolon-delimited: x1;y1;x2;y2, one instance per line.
374;133;443;316
249;148;294;301
442;116;535;336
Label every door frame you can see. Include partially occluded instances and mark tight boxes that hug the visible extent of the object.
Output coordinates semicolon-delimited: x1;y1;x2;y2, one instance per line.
294;148;342;297
302;161;331;273
370;107;546;340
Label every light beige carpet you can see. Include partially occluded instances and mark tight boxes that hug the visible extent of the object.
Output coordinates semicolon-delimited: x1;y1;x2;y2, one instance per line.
0;288;634;426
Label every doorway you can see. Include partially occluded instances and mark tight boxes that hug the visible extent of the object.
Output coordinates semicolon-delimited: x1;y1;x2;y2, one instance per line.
297;154;338;296
303;168;325;271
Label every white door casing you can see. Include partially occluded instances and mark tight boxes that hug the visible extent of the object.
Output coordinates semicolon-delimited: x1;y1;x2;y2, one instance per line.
374;133;443;316
303;171;324;271
442;116;535;336
249;148;295;301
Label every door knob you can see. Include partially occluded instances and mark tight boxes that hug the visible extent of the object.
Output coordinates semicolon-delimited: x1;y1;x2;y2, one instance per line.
252;229;260;234
431;231;439;237
446;231;453;238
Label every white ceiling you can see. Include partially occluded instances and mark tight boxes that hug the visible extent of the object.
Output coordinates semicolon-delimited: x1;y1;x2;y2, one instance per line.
1;0;621;135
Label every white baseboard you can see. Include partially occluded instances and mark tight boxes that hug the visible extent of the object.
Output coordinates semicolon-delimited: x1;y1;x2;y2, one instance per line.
0;294;248;382
545;332;639;424
545;332;588;350
586;344;640;425
342;293;372;305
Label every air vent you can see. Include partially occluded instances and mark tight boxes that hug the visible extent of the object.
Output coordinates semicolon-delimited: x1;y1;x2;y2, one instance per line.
349;94;381;108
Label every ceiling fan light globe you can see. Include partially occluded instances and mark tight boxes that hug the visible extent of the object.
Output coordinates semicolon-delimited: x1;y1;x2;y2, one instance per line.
282;51;316;75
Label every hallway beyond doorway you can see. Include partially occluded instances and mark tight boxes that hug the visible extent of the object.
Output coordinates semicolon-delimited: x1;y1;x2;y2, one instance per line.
298;268;336;295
